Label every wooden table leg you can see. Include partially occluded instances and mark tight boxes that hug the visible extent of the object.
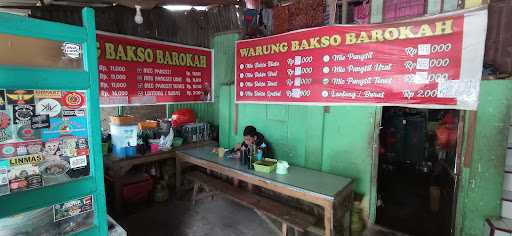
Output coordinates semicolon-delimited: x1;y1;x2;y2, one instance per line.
248;183;253;192
176;158;182;188
324;206;333;236
113;178;123;214
233;178;240;187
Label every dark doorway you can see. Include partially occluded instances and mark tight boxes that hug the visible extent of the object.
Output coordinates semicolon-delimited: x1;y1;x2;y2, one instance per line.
376;107;460;236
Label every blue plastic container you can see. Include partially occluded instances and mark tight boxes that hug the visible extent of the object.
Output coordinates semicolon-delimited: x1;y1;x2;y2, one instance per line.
112;145;126;159
256;150;263;161
126;146;137;158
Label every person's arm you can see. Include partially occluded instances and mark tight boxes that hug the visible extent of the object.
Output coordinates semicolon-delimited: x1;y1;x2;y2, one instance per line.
234;142;248;152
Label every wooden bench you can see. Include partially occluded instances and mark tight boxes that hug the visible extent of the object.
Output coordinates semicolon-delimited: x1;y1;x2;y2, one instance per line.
186;171;318;236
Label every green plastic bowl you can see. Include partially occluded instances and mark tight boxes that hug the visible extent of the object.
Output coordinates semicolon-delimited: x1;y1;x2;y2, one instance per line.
173;137;184;147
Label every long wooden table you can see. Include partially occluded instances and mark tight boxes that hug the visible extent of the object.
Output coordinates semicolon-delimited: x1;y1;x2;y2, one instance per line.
175;144;353;236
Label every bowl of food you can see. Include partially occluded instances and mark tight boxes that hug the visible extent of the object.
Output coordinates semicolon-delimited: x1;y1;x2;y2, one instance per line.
39;159;71;185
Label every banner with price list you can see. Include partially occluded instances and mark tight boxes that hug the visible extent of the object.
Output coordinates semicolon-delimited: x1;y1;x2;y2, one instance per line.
235;8;487;110
97;32;213;106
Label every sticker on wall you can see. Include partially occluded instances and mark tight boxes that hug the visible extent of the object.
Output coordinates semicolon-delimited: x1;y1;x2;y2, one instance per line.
0;159;9;196
0;110;13;143
15;141;43;156
69;155;87;169
0;90;6;110
6;90;35;105
62;109;85;117
39;157;71;186
59;137;77;157
36;99;62;117
53;195;93;222
43;140;59;156
76;138;89;156
62;92;85;109
16;124;42;141
42;117;88;141
0;144;16;158
16;144;28;156
13;104;35;125
76;148;89;156
77;138;88;149
35;90;62;99
8;153;44;192
31;114;50;129
61;43;82;60
66;155;89;178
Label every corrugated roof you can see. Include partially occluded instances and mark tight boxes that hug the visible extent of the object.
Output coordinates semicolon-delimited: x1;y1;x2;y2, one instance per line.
29;4;240;48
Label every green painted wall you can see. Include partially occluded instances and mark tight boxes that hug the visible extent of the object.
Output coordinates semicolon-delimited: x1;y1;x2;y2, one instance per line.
166;32;239;125
455;80;512;236
213;32;512;235
218;84;380;219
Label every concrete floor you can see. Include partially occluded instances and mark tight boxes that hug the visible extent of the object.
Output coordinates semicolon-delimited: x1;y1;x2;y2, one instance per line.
114;194;408;236
115;195;276;236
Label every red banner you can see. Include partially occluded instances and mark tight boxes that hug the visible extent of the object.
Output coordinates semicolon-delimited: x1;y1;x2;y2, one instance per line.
235;9;487;110
97;32;213;106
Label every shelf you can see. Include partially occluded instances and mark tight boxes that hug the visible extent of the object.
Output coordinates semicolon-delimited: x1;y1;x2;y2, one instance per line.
71;224;99;236
0;176;97;218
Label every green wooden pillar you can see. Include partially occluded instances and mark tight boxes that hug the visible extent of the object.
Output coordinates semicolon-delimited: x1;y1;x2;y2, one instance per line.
0;8;108;235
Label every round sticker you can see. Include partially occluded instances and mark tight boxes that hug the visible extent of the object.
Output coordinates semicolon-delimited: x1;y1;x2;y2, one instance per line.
62;92;85;109
1;145;15;157
36;99;62;117
17;125;41;141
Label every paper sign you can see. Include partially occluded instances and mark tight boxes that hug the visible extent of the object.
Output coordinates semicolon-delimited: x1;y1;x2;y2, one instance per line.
36;99;62;117
31;114;50;129
53;195;93;222
34;90;62;99
62;92;85;109
235;9;487;110
6;90;35;105
13;104;35;125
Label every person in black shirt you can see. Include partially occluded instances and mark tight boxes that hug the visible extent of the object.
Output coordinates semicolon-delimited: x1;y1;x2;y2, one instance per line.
235;126;271;159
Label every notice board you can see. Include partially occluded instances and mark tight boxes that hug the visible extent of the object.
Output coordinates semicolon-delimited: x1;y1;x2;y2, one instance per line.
235;9;487;110
97;32;213;106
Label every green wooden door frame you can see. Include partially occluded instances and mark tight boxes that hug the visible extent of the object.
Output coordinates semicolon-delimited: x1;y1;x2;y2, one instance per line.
0;8;108;236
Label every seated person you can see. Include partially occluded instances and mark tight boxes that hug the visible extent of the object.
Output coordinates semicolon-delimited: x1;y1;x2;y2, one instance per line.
235;125;271;158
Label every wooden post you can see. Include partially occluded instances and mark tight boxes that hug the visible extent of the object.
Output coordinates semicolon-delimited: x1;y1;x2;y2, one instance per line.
463;111;478;167
281;223;288;236
176;158;182;188
324;205;334;236
192;183;199;206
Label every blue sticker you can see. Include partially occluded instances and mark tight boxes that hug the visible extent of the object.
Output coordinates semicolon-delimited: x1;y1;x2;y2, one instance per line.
0;159;9;196
42;117;88;142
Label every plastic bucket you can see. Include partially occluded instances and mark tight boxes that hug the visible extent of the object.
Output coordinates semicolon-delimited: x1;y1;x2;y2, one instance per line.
112;145;126;159
110;124;138;148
